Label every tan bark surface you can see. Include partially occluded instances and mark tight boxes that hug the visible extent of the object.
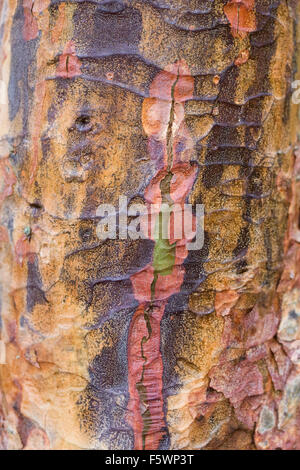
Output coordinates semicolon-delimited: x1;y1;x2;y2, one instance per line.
0;0;300;450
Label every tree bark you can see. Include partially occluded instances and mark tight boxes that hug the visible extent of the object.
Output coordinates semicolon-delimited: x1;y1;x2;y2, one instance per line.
0;0;300;450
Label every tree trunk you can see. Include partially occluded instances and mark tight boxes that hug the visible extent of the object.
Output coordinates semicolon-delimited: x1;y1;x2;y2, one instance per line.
0;0;300;450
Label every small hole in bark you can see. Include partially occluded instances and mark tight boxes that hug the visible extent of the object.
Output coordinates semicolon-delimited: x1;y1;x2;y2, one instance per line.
29;202;43;216
29;202;42;210
75;115;92;132
79;227;92;242
196;415;205;423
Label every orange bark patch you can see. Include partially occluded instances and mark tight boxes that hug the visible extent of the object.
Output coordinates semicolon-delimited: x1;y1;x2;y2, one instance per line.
130;265;154;303
23;0;50;41
224;1;256;39
235;49;250;66
106;72;114;80
149;60;194;102
131;264;186;303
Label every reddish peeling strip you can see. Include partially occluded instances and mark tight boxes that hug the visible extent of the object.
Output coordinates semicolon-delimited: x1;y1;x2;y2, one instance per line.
23;0;50;41
127;303;166;450
23;0;38;41
127;61;197;450
131;264;186;304
224;0;256;39
56;41;82;79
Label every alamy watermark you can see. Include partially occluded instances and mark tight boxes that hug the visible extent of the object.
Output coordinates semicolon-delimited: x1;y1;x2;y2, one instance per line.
96;197;204;251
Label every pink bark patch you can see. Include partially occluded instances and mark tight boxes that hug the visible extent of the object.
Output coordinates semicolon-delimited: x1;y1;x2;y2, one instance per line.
0;158;16;206
244;305;279;348
142;59;194;168
266;340;292;391
128;60;196;450
23;1;38;41
154;265;185;301
56;41;82;79
149;60;194;103
215;290;239;316
130;264;186;302
209;359;264;405
0;226;8;243
130;265;154;303
246;344;268;362
23;0;50;41
235;394;267;429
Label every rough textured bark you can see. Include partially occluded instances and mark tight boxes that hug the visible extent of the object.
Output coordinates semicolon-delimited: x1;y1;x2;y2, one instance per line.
0;0;300;450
